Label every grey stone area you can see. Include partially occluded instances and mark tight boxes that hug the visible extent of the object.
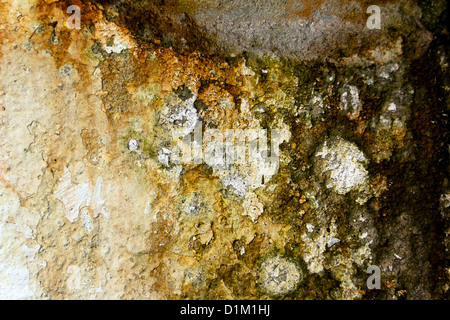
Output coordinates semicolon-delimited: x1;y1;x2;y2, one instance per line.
93;0;434;60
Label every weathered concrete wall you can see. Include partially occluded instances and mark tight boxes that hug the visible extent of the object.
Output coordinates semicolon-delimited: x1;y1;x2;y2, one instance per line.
0;0;448;299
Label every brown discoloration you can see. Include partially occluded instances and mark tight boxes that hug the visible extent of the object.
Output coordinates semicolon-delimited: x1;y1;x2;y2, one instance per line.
0;0;447;300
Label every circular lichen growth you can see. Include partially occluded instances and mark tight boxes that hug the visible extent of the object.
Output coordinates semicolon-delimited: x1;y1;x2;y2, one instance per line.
128;139;139;151
259;256;302;295
118;127;156;159
314;136;369;195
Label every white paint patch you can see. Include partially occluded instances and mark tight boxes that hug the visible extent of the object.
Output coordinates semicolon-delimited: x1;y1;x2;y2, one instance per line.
0;187;38;299
21;244;40;261
54;167;90;222
0;263;35;299
92;177;105;218
54;167;106;223
96;284;104;293
16;224;34;239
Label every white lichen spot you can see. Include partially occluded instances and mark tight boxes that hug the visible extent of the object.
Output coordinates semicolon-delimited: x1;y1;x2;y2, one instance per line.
365;77;375;85
387;102;397;112
301;217;339;273
162;95;199;137
241;61;256;76
222;173;247;197
327;238;340;248
309;94;327;121
311;95;324;108
128;139;139;151
315;137;369;195
339;84;362;119
240;98;250;114
260;256;301;295
440;193;450;208
80;207;94;234
158;148;172;166
379;71;390;79
104;41;128;54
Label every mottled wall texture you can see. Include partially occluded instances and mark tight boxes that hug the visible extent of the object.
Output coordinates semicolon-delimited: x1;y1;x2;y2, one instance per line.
0;0;448;299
